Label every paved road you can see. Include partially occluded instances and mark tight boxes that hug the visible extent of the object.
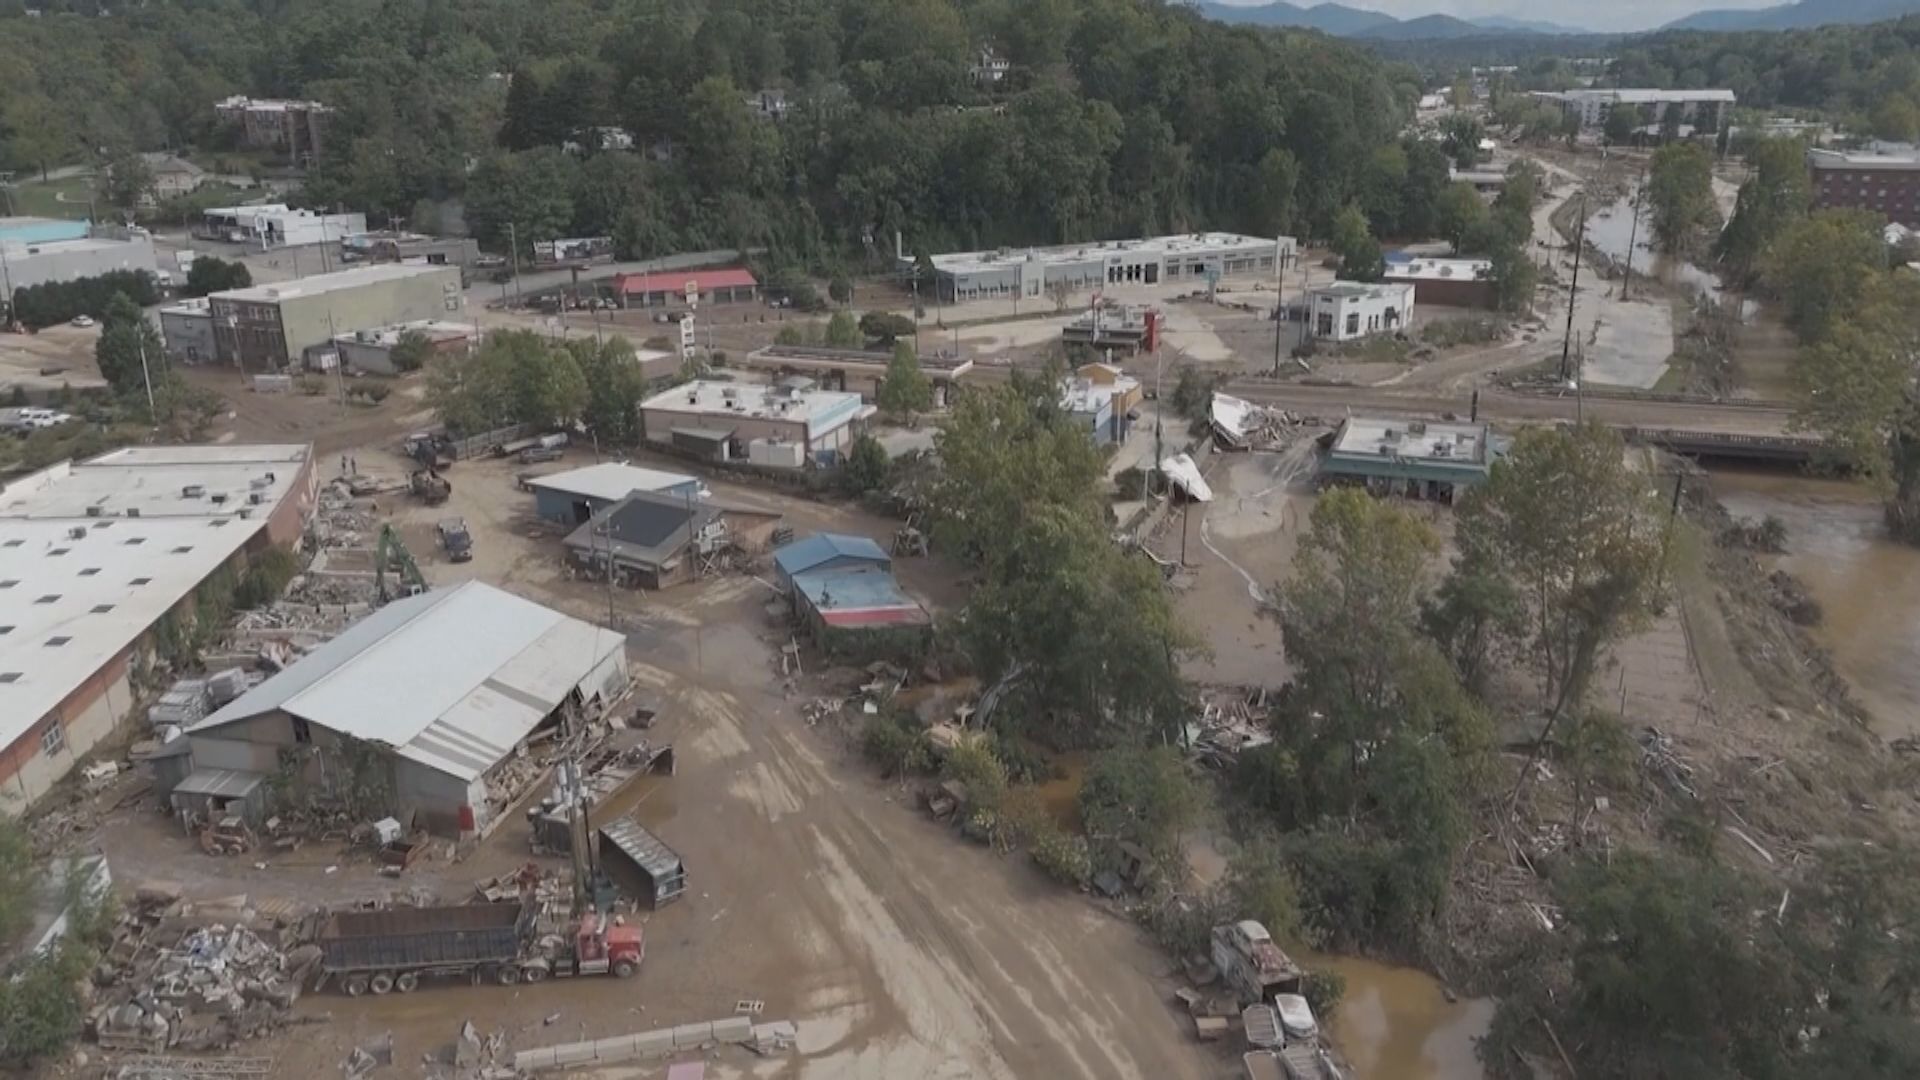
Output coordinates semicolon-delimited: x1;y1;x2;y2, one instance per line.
1222;379;1796;436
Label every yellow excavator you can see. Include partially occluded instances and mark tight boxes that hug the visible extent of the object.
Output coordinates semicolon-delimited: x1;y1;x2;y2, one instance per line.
375;524;428;604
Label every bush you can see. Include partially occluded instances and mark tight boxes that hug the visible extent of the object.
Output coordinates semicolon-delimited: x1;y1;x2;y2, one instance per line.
1300;969;1347;1018
843;433;890;494
234;546;300;609
943;736;1009;813
1029;825;1094;888
1419;316;1506;348
297;376;325;395
859;311;916;344
358;383;393;404
860;712;931;778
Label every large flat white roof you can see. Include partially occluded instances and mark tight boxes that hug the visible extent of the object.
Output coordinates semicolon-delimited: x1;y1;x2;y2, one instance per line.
526;462;699;504
213;262;456;304
0;445;310;752
927;232;1286;276
1386;257;1492;282
1331;417;1487;465
191;582;625;782
642;380;866;429
0;235;151;258
1538;89;1735;103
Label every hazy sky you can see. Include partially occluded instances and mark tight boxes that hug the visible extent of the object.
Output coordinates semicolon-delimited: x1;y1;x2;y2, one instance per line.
1213;0;1785;34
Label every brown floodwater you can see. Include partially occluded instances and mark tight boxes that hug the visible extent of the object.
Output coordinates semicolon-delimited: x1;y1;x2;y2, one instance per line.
1306;952;1493;1080
1712;467;1920;736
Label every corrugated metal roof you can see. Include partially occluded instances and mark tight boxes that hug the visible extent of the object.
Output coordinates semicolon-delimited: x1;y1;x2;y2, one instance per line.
526;463;698;504
191;582;625;781
173;767;265;799
774;533;889;579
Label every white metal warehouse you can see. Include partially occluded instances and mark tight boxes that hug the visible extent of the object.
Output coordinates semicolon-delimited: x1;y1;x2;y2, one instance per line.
183;581;628;835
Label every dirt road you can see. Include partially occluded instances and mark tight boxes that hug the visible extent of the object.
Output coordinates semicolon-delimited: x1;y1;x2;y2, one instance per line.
178;450;1219;1080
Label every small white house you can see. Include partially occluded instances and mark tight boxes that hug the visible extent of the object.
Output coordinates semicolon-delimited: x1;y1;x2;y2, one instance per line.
1308;282;1416;343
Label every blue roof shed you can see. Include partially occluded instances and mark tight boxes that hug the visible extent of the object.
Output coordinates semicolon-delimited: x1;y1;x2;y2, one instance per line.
774;533;890;588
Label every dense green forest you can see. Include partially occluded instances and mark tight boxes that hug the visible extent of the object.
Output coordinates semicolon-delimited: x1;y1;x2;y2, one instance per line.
0;0;1424;264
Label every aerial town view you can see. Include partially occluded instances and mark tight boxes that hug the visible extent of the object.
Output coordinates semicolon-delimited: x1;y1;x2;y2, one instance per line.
7;0;1920;1078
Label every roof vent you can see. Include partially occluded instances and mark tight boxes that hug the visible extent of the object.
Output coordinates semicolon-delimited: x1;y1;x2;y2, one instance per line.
237;507;253;519
84;505;103;518
182;484;206;498
248;491;266;505
67;525;86;541
210;492;228;504
126;507;141;518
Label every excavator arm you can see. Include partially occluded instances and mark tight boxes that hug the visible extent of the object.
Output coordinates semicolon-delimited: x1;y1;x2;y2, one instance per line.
375;524;428;603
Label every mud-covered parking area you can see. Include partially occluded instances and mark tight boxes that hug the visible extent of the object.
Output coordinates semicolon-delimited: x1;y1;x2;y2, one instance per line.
97;444;1219;1080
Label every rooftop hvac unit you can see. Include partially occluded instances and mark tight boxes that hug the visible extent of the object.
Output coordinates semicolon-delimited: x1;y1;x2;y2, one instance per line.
1432;442;1453;457
182;484;206;498
210;492;228;504
85;505;103;518
1409;421;1427;435
247;491;266;505
68;525;87;541
125;507;141;518
236;507;253;519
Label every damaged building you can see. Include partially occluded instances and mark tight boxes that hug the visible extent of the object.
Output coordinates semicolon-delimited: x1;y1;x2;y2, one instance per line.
0;445;317;815
181;581;628;836
561;489;781;589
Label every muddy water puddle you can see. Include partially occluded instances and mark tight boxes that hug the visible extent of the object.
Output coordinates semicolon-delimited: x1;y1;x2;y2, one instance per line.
1712;468;1920;735
1306;953;1491;1079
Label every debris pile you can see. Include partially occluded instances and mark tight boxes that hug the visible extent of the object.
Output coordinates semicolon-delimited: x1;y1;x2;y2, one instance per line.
148;678;212;728
1210;392;1311;452
1186;686;1275;769
94;912;311;1054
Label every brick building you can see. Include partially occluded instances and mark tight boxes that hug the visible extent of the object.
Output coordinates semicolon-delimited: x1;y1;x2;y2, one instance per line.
1807;149;1920;228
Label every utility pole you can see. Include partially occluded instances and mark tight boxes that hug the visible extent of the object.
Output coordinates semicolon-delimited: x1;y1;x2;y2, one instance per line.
1559;192;1588;385
136;333;156;421
508;222;521;304
1622;163;1648;300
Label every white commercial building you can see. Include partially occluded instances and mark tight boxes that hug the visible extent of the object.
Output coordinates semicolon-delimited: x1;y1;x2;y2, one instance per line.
0;228;159;294
1308;282;1416;342
912;232;1299;303
184;581;629;835
0;445;317;815
194;204;367;248
640;380;872;468
1532;88;1735;130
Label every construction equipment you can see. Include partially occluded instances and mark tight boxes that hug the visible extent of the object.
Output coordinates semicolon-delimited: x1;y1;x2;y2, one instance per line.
409;468;452;505
314;901;643;995
198;815;256;857
437;518;474;562
402;432;455;470
375;524;427;603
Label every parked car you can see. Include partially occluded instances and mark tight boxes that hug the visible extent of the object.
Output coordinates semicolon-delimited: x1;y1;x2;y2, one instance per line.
69;315;95;328
437;518;473;562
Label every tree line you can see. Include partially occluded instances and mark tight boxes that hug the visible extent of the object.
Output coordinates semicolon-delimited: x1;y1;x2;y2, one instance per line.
1;0;1426;272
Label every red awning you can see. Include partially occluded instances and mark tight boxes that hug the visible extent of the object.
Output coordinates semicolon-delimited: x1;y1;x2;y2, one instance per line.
611;268;759;296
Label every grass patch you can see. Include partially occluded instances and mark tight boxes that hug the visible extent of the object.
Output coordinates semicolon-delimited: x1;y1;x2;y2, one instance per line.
4;176;94;220
1420;316;1507;349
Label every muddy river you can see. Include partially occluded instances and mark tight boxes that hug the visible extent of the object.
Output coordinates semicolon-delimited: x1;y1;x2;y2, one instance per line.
1713;467;1920;736
1311;954;1496;1080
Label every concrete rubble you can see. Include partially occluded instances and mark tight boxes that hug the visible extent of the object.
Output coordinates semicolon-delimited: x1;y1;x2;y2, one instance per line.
92;891;314;1054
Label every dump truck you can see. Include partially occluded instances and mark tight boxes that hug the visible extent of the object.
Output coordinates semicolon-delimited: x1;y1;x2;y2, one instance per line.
1212;920;1304;1006
315;902;642;995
